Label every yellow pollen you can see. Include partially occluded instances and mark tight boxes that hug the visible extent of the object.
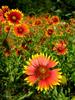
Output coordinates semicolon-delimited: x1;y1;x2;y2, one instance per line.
12;16;16;20
39;67;46;74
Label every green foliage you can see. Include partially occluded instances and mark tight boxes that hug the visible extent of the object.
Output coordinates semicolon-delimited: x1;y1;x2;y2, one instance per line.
0;22;75;99
1;0;75;18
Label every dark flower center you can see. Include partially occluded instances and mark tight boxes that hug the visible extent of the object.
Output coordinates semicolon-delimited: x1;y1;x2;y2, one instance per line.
52;17;59;23
3;8;9;13
6;26;10;32
7;26;10;30
57;46;65;52
18;27;24;33
35;66;49;79
39;67;46;74
47;29;54;35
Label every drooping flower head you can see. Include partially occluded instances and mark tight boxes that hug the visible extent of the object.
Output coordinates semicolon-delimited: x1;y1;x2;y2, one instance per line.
23;53;62;91
5;9;23;24
53;40;68;55
14;23;30;37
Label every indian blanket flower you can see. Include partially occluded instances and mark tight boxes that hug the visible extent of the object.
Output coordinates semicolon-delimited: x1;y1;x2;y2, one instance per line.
45;27;54;37
14;23;30;37
2;5;9;15
70;18;75;25
48;16;60;25
34;19;42;26
5;9;23;24
53;40;68;55
4;25;10;33
23;53;62;91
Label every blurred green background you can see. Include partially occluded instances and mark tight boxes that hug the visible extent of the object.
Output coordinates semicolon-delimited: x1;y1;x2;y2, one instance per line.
0;0;75;19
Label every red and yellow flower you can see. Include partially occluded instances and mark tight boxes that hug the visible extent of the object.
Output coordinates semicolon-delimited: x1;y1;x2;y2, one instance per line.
0;9;6;23
5;9;23;24
53;40;68;55
14;23;30;37
31;17;43;27
23;53;62;91
34;19;42;26
48;16;60;25
4;25;10;33
45;27;55;37
2;5;9;14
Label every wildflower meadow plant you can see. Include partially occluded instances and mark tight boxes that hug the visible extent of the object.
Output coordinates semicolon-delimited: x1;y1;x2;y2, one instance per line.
23;53;62;91
0;5;75;100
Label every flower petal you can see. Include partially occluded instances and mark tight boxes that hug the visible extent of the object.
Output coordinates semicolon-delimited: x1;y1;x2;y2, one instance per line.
47;59;58;68
24;66;35;75
25;75;37;86
38;79;49;91
47;69;62;87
